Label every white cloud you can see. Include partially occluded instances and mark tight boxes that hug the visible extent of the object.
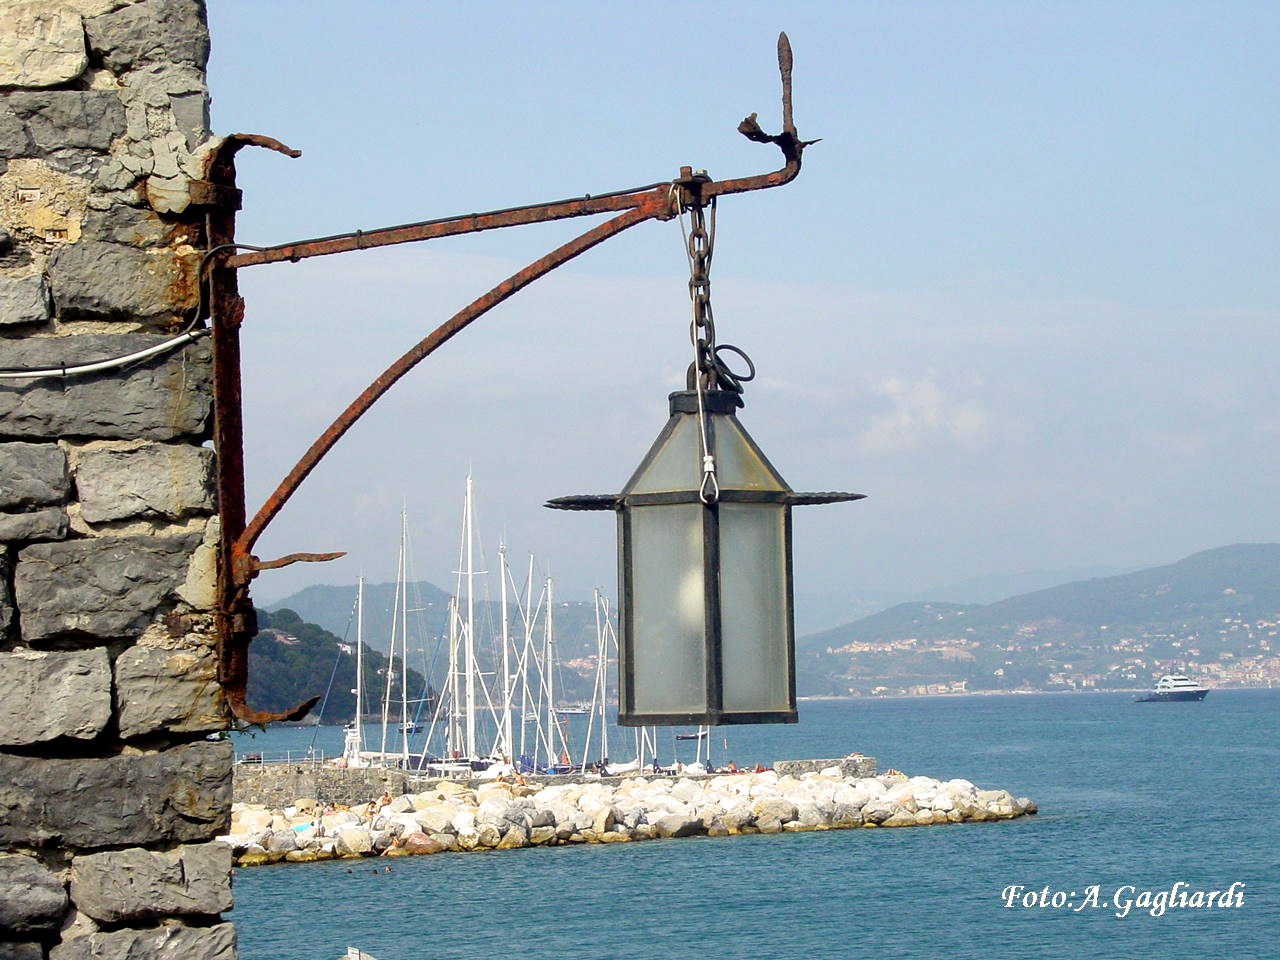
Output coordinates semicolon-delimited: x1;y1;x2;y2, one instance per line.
855;374;994;454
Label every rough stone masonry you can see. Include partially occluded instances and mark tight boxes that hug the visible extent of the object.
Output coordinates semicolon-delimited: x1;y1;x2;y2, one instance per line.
0;2;236;958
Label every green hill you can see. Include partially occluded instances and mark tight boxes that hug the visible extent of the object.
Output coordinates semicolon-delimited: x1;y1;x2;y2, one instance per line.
247;607;429;724
798;544;1280;696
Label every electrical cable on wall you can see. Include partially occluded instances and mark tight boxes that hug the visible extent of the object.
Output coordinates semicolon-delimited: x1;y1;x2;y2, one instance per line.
0;242;272;382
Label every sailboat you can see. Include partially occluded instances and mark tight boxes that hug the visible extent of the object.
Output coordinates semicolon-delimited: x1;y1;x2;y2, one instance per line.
336;474;660;780
340;577;367;767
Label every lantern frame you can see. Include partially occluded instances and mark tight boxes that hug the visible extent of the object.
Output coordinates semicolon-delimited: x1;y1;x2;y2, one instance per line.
549;389;863;727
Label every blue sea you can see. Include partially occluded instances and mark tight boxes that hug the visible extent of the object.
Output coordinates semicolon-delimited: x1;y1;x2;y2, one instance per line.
230;690;1278;960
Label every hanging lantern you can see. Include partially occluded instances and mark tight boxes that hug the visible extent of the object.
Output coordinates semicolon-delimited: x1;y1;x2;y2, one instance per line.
549;193;862;725
547;387;863;726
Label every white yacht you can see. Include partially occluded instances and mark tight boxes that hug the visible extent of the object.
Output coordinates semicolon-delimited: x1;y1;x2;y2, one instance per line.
1134;675;1209;702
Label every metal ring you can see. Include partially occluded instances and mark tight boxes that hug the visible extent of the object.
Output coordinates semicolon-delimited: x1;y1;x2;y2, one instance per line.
714;343;755;382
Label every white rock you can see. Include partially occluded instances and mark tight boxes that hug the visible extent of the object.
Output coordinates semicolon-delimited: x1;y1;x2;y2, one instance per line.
670;779;703;803
451;810;477;836
0;3;87;88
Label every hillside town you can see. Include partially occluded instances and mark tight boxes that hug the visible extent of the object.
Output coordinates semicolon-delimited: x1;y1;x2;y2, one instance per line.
812;613;1280;697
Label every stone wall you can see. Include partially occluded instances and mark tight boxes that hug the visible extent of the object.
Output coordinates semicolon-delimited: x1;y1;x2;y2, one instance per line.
0;3;234;958
233;759;879;811
234;763;417;810
774;756;877;779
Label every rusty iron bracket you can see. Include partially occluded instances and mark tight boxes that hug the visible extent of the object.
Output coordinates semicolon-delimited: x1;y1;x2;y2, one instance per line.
209;33;813;724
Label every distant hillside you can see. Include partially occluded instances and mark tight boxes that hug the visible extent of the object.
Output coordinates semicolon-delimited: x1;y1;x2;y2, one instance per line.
266;579;607;667
798;544;1280;696
248;608;428;724
266;580;450;652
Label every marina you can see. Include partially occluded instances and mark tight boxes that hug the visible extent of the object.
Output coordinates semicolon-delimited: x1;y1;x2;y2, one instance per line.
310;477;686;781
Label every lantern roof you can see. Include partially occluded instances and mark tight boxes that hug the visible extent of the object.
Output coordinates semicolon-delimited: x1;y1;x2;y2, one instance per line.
546;390;866;511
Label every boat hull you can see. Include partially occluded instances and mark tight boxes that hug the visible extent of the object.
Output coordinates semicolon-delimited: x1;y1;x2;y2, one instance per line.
1133;689;1209;702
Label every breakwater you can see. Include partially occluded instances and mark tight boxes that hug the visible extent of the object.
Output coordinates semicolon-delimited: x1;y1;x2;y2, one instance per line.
221;763;1036;867
232;755;878;808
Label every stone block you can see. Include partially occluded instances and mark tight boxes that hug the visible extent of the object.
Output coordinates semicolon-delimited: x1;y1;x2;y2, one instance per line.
82;201;172;247
169;90;209;151
0;3;88;88
0;443;70;509
0;335;211;440
15;535;202;641
749;797;798;824
85;0;211;74
4;91;124;154
48;241;196;321
49;923;236;960
0;648;111;745
653;814;703;839
0;105;30;163
0;102;30;159
495;826;527;849
0;506;68;541
115;643;223;737
0;854;68;936
77;443;214;522
70;842;231;922
176;515;217;609
336;827;372;856
0;275;50;327
0;740;231;846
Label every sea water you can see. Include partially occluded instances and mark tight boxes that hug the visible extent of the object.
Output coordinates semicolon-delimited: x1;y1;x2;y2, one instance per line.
230;690;1279;960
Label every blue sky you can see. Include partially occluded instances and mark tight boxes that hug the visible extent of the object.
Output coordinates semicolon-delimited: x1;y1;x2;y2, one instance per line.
206;2;1280;627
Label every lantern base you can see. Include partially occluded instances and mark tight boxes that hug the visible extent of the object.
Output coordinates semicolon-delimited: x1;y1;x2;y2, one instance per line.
617;709;798;727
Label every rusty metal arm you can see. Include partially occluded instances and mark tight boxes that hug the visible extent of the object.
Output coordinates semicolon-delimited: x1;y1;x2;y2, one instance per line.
224;34;805;272
213;32;812;724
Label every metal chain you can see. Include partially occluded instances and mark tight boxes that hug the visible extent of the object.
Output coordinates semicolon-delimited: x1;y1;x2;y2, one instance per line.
678;194;756;396
677;195;720;503
685;198;717;388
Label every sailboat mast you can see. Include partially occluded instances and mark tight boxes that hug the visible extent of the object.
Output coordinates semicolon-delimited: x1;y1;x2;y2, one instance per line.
545;575;555;770
446;596;459;757
355;576;364;754
380;555;403;761
518;554;534;762
599;594;609;765
399;509;410;764
464;474;477;760
499;541;512;761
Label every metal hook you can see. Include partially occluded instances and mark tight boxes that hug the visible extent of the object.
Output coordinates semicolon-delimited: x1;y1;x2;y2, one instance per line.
736;32;820;160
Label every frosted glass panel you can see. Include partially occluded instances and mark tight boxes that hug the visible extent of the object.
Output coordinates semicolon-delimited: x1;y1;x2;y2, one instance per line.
719;503;791;712
627;415;702;494
629;504;707;714
713;418;786;491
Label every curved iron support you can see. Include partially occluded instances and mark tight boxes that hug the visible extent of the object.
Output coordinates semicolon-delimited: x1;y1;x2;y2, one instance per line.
235;205;654;559
211;32;814;724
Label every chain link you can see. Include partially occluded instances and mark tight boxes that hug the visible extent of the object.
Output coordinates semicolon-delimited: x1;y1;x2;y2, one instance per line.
685;199;717;388
677;195;721;503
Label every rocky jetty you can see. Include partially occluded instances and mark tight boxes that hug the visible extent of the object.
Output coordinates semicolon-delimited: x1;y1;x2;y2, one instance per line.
220;768;1036;866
